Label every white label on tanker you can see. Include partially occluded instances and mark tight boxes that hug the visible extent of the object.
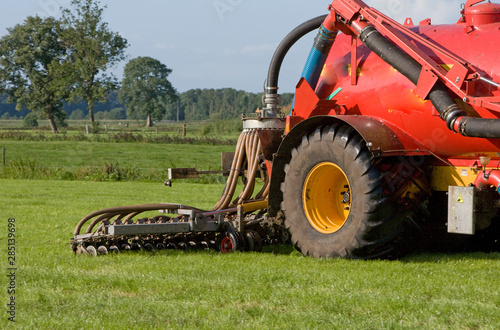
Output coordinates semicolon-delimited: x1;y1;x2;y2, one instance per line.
461;169;468;177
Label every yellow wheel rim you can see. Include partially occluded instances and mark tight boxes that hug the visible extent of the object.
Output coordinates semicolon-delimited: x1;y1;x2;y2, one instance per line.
302;162;351;234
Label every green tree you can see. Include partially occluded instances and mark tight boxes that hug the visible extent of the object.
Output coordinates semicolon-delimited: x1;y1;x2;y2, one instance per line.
61;0;128;128
0;16;69;133
164;97;183;121
68;109;86;120
23;112;39;128
119;57;177;127
109;107;126;120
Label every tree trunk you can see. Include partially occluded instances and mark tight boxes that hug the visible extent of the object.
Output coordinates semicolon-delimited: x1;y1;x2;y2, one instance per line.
48;116;58;134
146;114;153;127
88;102;95;126
176;100;180;122
45;104;59;134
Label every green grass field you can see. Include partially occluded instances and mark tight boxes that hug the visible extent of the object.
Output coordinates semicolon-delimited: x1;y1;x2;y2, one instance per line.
1;123;500;328
0;120;240;182
0;140;236;183
0;140;235;171
1;179;500;329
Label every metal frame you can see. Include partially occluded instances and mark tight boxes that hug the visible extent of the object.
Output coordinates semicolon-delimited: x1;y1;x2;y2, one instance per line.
331;0;500;112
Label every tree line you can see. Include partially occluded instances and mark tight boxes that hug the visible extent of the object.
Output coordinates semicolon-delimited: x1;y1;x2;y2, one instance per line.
166;89;294;121
0;89;294;122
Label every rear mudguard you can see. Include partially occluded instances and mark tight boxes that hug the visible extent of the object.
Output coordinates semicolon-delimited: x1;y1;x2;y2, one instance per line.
267;115;429;217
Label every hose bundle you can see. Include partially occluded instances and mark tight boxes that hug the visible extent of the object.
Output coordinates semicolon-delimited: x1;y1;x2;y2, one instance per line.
212;129;268;211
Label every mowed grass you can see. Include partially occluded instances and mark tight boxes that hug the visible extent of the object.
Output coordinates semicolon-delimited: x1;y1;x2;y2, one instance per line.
1;179;500;329
0;120;240;182
0;140;236;182
0;140;235;170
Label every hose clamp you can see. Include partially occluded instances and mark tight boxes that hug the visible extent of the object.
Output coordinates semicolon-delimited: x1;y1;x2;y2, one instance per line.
439;104;466;131
458;116;471;136
359;25;377;43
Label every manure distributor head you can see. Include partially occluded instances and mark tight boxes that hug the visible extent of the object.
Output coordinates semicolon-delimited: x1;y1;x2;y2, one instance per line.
72;0;500;259
71;129;289;255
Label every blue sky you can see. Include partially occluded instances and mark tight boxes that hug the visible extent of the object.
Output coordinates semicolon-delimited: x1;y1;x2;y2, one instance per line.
0;0;466;93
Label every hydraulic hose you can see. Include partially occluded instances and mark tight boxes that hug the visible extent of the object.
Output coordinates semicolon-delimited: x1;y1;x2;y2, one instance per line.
358;25;500;139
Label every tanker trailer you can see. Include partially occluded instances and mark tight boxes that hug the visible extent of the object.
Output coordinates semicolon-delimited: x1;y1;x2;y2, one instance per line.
72;0;500;259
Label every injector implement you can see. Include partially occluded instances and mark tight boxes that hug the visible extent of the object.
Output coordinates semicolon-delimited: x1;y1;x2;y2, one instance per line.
72;0;500;259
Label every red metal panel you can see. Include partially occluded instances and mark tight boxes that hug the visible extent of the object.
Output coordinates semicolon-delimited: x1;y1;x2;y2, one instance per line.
464;2;500;26
415;65;439;100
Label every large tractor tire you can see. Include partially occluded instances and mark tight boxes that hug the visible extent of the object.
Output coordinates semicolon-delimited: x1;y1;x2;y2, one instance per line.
281;124;427;259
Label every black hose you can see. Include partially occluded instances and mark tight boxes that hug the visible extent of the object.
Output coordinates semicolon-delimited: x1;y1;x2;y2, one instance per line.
359;25;500;139
266;15;328;94
458;117;500;138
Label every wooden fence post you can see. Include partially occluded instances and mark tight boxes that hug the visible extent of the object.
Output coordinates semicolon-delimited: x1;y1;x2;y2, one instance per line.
183;124;187;137
2;148;5;166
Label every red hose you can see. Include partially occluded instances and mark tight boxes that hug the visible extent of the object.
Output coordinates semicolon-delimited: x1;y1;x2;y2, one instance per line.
474;170;500;193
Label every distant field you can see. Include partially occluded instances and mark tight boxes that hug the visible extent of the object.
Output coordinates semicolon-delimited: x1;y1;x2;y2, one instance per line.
0;140;236;183
0;140;235;170
0;118;243;141
1;179;500;328
0;119;240;182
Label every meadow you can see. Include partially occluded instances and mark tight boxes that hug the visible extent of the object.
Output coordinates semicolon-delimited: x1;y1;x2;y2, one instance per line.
0;120;238;182
1;121;500;328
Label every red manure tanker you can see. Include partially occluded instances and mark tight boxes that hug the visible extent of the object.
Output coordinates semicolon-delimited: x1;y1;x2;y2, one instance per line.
73;0;500;259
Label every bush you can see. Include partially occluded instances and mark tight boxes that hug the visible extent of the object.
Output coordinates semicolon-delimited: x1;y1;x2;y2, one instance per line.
55;111;68;127
94;111;106;120
1;112;11;120
68;109;86;120
89;121;101;134
109;108;126;120
200;118;242;136
200;124;212;136
23;113;39;127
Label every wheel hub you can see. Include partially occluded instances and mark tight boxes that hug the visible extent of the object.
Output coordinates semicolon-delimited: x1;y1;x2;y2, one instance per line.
220;237;234;252
302;162;351;234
